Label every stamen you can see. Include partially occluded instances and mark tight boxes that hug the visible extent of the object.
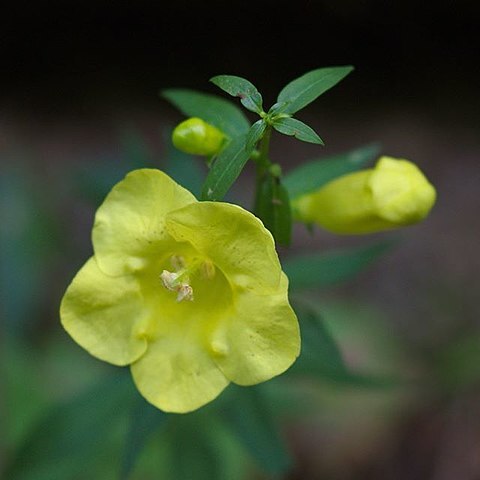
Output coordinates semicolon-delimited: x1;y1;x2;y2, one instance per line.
160;270;181;291
171;255;186;270
201;259;216;279
176;284;194;302
160;255;216;302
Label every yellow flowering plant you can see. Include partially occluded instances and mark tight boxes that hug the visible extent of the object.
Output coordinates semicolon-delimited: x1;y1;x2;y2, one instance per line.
61;169;300;413
55;67;437;478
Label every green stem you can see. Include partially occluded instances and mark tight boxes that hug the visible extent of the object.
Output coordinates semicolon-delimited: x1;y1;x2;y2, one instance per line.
253;126;272;211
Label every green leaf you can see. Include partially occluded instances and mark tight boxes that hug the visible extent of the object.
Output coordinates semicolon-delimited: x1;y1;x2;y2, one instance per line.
120;397;168;480
0;169;58;337
246;120;267;151
164;130;206;197
277;66;354;114
290;302;348;377
272;117;324;145
162;89;250;137
210;75;264;114
159;410;248;480
201;135;252;201
283;143;381;199
284;241;395;290
221;385;292;474
290;301;400;387
255;175;292;246
5;372;136;480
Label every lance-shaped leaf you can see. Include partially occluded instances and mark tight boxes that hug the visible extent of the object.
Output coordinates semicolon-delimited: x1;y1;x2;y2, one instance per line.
5;373;136;480
290;302;348;378
254;175;292;246
246;120;267;151
272;117;324;145
162;89;250;137
201;135;253;201
290;301;399;387
283;241;395;290
210;75;264;114
120;397;169;480
220;385;292;475
283;143;381;199
277;66;354;114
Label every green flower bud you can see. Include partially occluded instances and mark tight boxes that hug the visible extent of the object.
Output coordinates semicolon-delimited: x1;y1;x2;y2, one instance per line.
172;117;225;156
292;156;436;234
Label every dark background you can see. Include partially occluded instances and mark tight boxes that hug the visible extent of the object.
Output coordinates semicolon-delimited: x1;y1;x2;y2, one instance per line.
2;1;479;120
2;2;480;479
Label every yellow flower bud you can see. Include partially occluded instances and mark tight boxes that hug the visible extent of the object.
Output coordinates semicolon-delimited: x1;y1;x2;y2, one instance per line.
292;156;436;234
172;117;225;156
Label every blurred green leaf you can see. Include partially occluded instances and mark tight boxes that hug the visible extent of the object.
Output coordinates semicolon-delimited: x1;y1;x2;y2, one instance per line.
292;303;347;375
0;170;57;337
284;240;395;290
246;119;267;151
120;398;168;480
434;334;480;391
283;143;381;199
162;89;250;137
277;66;354;114
76;129;155;205
158;410;248;480
221;385;292;475
210;75;264;114
5;372;136;480
118;127;156;168
201;135;252;201
272;117;324;145
1;337;48;452
164;134;206;197
291;301;401;387
255;175;292;246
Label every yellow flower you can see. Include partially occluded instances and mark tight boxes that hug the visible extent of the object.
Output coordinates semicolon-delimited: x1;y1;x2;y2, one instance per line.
292;156;436;234
60;169;300;413
172;117;225;156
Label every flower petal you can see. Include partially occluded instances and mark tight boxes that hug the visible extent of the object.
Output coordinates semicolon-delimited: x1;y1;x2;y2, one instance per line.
92;169;197;276
60;257;148;366
166;202;281;293
211;273;300;385
130;331;229;413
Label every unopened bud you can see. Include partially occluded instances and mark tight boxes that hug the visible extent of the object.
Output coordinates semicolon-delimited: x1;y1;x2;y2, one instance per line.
172;117;225;156
292;156;436;234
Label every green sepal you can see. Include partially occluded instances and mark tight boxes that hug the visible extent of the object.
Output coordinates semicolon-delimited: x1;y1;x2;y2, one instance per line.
254;175;292;246
201;135;253;201
210;75;264;114
161;89;250;137
272;117;324;145
246;120;267;151
283;143;381;199
277;66;354;114
283;240;396;290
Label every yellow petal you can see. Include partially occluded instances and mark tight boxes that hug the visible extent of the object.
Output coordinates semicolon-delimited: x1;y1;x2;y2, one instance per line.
211;274;300;385
60;257;148;366
130;331;229;413
166;202;281;293
368;156;436;225
92;169;197;276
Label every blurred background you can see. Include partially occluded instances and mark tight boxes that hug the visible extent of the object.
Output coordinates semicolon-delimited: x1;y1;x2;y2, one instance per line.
1;1;479;479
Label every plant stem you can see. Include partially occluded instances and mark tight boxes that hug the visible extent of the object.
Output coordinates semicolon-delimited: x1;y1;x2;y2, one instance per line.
253;126;272;211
